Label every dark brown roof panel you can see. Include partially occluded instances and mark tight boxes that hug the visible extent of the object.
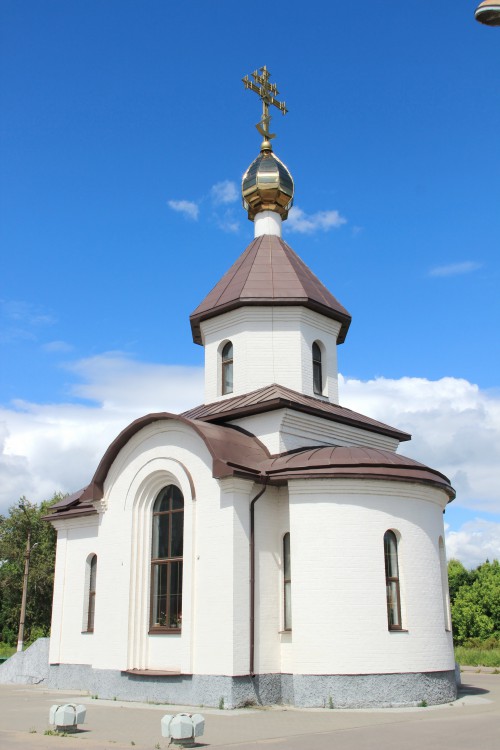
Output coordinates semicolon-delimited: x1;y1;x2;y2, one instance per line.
264;445;455;499
190;235;351;345
44;413;453;524
182;384;411;443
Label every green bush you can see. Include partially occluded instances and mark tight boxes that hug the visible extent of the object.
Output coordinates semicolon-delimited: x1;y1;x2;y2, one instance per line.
448;559;500;646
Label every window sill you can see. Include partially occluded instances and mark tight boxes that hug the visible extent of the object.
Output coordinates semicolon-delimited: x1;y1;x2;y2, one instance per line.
389;628;409;633
123;669;184;677
81;630;94;635
149;627;181;635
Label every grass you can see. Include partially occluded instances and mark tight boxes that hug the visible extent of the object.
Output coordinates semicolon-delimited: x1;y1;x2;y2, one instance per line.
455;645;500;668
0;642;16;659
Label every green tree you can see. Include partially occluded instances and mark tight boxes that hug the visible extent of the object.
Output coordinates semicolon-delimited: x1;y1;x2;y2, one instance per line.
0;495;61;645
447;558;472;602
449;559;500;645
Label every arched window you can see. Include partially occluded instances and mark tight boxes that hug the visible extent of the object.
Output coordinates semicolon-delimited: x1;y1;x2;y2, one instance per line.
150;485;184;631
283;532;292;631
312;342;323;395
221;341;233;395
85;554;97;633
439;537;451;631
384;530;402;630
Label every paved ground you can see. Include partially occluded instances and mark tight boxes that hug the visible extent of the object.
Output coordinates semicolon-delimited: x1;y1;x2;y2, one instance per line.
0;673;498;750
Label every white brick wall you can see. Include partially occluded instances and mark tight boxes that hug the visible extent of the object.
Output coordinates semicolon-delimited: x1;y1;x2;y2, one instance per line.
287;478;454;676
232;409;399;455
201;307;342;404
50;421;453;682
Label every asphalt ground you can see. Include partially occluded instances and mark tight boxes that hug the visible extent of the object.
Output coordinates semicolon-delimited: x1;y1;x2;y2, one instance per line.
0;673;498;750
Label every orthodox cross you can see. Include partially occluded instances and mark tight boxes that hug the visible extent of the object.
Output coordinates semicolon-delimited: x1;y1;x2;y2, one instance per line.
242;65;288;141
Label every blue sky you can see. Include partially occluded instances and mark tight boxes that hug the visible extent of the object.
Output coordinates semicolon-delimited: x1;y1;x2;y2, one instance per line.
1;1;499;566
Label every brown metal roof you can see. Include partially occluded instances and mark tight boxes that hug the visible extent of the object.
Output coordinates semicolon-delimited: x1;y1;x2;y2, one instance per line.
45;414;271;520
189;234;351;345
43;487;97;521
264;445;454;499
45;415;452;523
182;384;411;443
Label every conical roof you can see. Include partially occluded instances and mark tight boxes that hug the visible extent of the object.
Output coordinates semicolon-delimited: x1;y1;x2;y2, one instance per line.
190;234;351;345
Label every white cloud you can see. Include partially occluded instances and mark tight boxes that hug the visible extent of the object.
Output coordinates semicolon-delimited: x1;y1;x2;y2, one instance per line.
167;200;199;221
445;519;500;569
42;340;74;353
286;206;347;234
339;374;500;514
1;361;499;568
0;354;204;515
0;299;55;344
1;299;55;326
429;261;482;277
210;180;238;205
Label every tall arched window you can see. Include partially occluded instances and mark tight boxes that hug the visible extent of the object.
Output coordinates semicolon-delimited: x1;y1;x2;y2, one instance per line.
384;530;402;630
150;485;184;632
312;342;323;395
85;554;97;633
221;341;233;395
283;533;292;631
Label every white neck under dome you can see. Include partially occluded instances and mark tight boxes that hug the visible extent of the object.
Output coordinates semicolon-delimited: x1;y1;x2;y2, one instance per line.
254;210;282;238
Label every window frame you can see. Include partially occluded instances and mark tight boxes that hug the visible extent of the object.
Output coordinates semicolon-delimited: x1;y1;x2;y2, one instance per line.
312;341;323;396
83;553;97;634
149;485;184;634
221;341;234;396
283;532;292;631
384;530;402;631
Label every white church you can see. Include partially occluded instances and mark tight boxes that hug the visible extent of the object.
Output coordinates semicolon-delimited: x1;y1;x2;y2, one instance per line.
44;69;457;708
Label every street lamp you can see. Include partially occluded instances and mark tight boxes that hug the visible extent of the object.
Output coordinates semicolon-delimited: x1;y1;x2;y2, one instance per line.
16;501;38;653
475;1;500;25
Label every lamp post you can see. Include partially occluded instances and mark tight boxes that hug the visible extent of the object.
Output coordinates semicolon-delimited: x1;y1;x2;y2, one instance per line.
16;502;38;653
475;1;500;25
17;531;32;652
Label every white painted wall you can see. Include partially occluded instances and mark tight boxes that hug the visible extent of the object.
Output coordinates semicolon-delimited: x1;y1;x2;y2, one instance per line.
232;409;399;455
49;517;100;666
287;478;455;676
49;420;266;678
201;307;341;404
50;422;454;684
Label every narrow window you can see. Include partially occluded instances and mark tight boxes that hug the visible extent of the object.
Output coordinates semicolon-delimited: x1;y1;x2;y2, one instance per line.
221;341;233;395
150;485;184;631
384;530;402;630
312;342;323;395
283;532;292;631
439;537;451;630
86;554;97;633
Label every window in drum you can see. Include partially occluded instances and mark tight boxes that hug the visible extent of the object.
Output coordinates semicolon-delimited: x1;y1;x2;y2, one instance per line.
384;530;402;630
221;341;233;395
86;554;97;633
312;342;323;395
283;532;292;631
150;485;184;632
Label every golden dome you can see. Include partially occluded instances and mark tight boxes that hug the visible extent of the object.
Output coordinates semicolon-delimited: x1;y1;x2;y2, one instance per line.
242;141;294;221
475;1;500;25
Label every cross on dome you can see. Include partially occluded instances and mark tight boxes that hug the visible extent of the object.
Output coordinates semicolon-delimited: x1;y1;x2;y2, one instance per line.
242;65;288;144
241;66;294;228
